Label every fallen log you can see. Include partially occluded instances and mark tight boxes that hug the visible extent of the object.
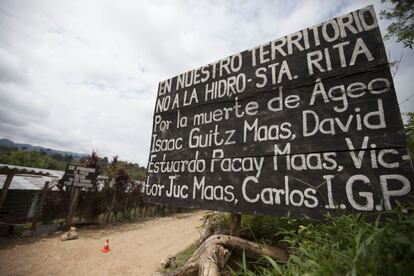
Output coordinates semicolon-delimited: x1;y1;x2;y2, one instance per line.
169;234;288;276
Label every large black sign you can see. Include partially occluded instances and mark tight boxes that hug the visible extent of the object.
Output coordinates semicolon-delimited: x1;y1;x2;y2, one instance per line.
62;165;97;188
145;6;414;218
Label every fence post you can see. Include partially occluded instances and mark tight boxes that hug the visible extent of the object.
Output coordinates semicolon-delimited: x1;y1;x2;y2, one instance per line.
31;181;49;231
0;173;14;212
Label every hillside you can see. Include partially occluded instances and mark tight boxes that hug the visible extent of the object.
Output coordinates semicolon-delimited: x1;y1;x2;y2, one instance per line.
0;138;87;159
0;145;146;178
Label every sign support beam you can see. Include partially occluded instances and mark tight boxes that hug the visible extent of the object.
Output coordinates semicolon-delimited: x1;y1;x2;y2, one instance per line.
65;187;80;230
229;213;241;237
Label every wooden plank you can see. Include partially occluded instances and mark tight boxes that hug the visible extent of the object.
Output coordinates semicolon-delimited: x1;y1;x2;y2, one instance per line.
146;148;414;219
153;16;389;115
149;72;406;161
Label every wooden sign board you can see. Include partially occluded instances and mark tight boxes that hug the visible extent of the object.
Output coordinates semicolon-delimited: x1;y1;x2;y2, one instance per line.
144;5;414;218
62;165;97;189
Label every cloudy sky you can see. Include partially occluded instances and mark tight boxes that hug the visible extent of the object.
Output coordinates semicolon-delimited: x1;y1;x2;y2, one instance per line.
0;0;413;166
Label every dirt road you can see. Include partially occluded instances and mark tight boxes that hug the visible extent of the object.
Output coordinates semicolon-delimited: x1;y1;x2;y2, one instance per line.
0;212;204;276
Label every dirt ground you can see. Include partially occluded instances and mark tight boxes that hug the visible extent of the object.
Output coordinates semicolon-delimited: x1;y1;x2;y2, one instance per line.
0;212;204;276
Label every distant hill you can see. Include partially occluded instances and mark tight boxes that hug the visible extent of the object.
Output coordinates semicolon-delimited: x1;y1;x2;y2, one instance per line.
0;138;88;159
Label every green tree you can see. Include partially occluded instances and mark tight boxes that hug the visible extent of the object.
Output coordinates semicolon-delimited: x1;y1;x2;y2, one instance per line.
0;147;70;170
404;112;414;157
381;0;414;48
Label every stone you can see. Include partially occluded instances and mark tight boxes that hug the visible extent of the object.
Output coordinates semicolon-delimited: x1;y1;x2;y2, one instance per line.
60;227;78;241
161;255;176;269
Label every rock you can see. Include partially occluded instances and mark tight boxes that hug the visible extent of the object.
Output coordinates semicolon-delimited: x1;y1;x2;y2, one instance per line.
161;255;176;269
60;227;78;241
170;257;177;269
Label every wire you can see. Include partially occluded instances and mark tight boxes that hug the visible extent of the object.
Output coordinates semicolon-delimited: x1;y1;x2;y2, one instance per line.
399;93;414;106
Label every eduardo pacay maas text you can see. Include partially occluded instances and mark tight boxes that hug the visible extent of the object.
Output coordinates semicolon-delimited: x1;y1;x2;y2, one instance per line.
144;5;414;218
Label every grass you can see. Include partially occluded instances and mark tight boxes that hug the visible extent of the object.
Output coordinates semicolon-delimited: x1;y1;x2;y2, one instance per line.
158;204;414;275
230;203;414;276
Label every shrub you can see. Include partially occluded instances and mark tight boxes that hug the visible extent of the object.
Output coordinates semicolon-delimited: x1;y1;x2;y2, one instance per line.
231;203;414;275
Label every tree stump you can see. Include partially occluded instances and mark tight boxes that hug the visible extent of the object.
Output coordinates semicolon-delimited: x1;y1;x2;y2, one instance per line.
198;214;228;245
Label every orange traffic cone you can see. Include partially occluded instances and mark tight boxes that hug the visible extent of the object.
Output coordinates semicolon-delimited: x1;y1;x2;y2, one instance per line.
101;239;111;253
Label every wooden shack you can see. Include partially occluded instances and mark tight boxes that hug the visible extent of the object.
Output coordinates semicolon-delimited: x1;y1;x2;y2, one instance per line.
0;164;64;234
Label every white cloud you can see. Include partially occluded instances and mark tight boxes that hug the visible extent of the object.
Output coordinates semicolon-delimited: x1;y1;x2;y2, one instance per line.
0;0;413;165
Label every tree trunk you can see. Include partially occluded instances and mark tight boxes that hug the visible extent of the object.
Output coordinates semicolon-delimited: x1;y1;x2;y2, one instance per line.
105;190;117;225
133;203;137;219
198;214;228;245
170;234;288;276
123;194;130;220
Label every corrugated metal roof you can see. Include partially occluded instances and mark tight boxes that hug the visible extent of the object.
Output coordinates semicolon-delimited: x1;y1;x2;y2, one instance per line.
0;175;61;190
0;163;64;178
0;164;64;191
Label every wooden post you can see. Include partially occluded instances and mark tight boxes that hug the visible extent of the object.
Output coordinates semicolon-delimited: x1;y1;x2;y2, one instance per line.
229;213;241;237
142;205;148;217
31;181;49;231
0;173;14;212
65;187;80;230
69;184;76;203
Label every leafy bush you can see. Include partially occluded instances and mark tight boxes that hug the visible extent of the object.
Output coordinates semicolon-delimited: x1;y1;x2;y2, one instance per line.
240;214;308;246
231;203;414;275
